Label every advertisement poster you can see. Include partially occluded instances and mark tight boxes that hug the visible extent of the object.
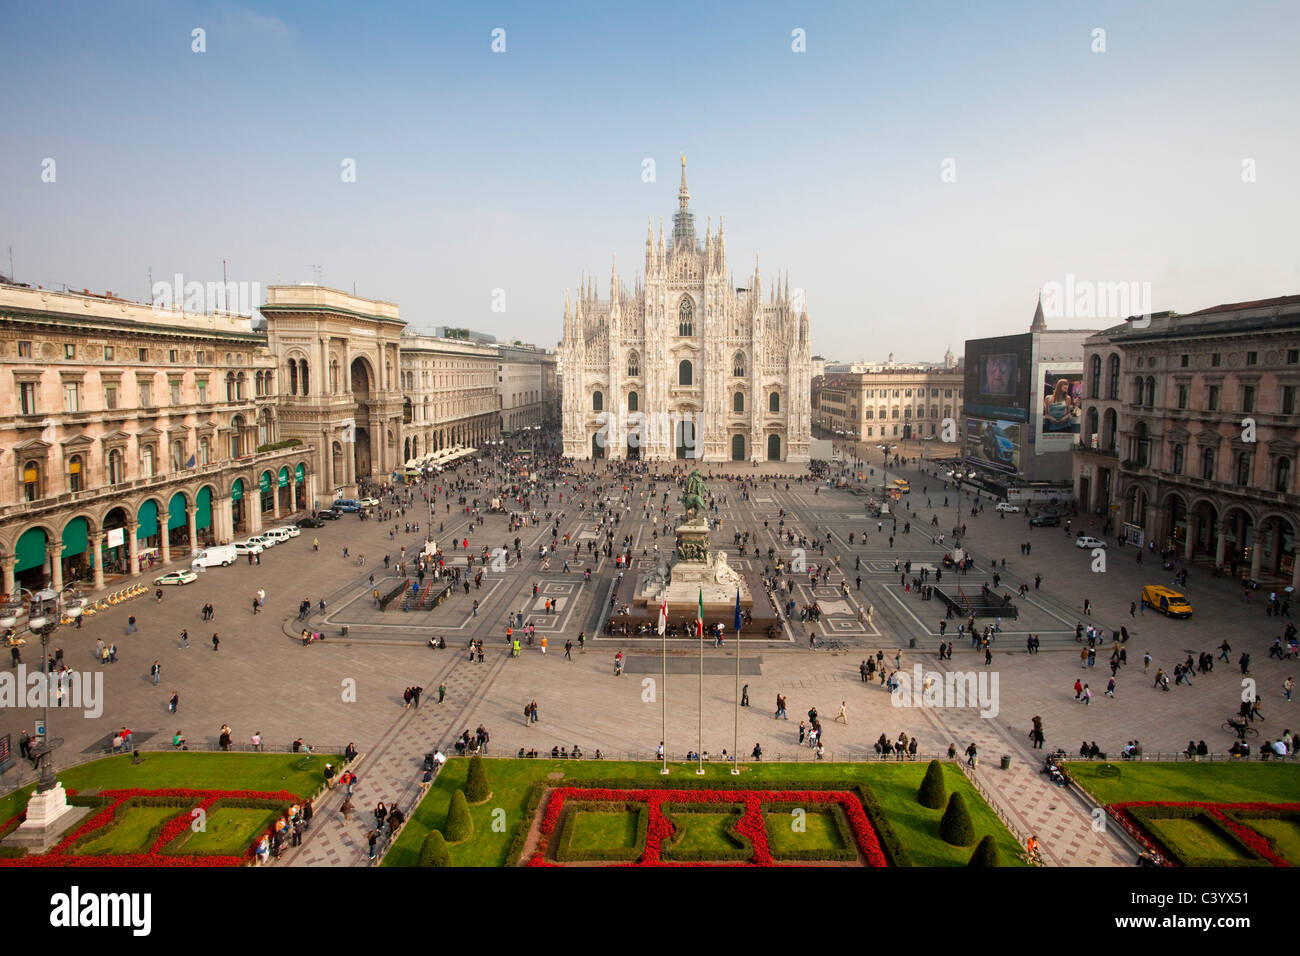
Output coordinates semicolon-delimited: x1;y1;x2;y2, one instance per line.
965;418;1021;473
1037;366;1083;450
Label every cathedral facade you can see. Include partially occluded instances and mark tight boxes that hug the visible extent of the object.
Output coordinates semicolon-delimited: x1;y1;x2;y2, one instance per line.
560;160;812;463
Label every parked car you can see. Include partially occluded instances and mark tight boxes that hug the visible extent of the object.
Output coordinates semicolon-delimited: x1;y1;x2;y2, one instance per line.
154;569;199;586
261;528;292;544
317;509;342;521
1075;535;1107;549
250;533;278;549
191;544;237;569
1029;514;1061;527
358;497;380;508
995;501;1020;513
296;515;326;529
331;499;361;513
1141;585;1193;618
233;540;265;556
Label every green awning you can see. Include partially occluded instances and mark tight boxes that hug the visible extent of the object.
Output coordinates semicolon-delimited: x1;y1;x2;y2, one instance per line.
62;517;89;557
137;499;159;539
231;479;244;502
196;486;213;528
168;492;187;530
259;471;272;494
278;466;289;488
15;527;48;572
295;462;305;482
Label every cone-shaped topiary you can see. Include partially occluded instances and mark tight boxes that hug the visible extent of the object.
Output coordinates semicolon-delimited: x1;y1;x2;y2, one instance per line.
967;833;1000;866
418;829;451;867
939;792;975;846
917;759;947;809
465;754;491;803
445;789;474;843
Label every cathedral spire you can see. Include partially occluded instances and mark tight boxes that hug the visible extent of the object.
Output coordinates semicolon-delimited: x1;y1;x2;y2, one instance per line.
679;153;689;210
672;155;696;250
1030;289;1048;332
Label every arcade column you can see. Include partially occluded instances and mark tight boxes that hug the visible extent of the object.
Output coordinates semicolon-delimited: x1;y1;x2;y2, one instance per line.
126;521;140;578
89;533;105;591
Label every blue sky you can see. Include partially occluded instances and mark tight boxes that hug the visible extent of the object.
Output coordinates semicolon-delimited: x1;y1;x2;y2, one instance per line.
3;0;1297;359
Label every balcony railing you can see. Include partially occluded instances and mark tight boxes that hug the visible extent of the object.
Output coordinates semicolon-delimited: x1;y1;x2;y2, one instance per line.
0;444;314;521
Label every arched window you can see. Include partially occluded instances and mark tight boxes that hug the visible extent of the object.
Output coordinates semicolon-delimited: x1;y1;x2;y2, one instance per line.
1089;355;1101;398
288;362;298;395
627;352;640;377
236;372;247;401
67;454;84;493
592;391;603;412
1201;447;1215;480
678;298;694;336
1132;377;1144;405
199;437;210;466
22;460;42;501
769;392;780;413
1276;457;1293;493
171;441;185;472
1084;406;1099;446
733;391;745;413
226;373;236;402
627;392;638;412
1134;422;1149;467
1172;444;1184;475
1236;451;1252;486
1145;376;1156;407
108;449;124;485
733;353;746;377
141;445;155;479
678;360;693;386
1108;355;1120;400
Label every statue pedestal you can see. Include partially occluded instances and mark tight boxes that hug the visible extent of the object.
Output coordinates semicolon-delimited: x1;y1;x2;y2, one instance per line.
1;784;91;854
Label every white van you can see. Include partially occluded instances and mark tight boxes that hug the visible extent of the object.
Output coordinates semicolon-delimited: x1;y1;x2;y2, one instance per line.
191;544;237;570
262;528;293;544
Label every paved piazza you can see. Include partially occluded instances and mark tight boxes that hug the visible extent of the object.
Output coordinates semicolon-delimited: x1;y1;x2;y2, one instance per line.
3;445;1293;868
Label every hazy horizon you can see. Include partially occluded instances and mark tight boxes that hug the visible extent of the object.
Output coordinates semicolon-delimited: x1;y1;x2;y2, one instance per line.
3;0;1297;361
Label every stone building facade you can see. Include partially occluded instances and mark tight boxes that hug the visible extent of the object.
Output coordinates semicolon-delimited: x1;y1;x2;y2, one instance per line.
398;331;500;463
560;160;812;462
1074;295;1300;587
497;342;558;436
0;282;312;594
814;362;964;443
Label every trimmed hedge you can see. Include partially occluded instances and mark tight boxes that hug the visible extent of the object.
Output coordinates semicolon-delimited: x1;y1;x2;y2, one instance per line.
418;829;451;867
506;781;549;867
465;756;491;804
968;834;1000;866
917;760;947;809
763;801;857;862
554;800;648;863
1125;805;1269;867
850;783;909;867
445;789;473;843
158;797;289;857
940;793;975;847
660;803;752;863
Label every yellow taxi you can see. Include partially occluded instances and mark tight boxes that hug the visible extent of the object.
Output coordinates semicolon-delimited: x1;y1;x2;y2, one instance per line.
1141;585;1193;618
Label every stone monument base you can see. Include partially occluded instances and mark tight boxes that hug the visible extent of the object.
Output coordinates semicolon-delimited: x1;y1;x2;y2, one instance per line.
1;784;92;854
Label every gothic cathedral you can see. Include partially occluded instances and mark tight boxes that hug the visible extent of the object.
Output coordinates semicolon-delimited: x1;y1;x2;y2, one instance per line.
560;159;811;462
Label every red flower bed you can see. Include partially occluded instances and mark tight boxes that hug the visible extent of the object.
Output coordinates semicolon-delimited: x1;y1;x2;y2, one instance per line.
529;788;887;867
0;788;299;867
1110;801;1300;868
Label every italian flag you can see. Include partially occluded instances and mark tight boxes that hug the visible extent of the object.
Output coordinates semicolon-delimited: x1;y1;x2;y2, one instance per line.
657;598;668;636
697;588;704;640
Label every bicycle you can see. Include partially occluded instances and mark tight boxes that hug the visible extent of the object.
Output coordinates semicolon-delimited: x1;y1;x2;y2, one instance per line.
1222;717;1259;739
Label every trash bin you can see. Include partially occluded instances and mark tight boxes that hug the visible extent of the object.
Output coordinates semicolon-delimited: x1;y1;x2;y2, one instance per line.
908;638;917;649
341;625;349;638
1000;754;1011;770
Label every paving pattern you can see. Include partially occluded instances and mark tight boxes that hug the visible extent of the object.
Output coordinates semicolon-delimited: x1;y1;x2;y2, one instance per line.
4;450;1293;867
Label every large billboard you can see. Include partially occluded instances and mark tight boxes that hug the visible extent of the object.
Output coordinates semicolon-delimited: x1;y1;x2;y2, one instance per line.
963;333;1032;421
965;418;1021;474
1036;365;1083;451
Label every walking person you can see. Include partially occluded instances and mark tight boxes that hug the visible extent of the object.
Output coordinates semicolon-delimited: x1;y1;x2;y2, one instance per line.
212;633;220;652
151;660;161;685
169;691;179;713
835;700;848;724
179;628;189;649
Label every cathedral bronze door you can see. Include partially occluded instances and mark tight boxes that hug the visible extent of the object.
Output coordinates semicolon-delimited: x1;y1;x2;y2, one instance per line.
675;420;696;459
731;434;746;461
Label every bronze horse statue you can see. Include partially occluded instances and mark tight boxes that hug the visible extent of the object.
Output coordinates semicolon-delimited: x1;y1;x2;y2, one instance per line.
681;469;708;518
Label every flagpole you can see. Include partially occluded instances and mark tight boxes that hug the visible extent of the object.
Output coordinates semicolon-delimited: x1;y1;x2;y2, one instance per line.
660;597;668;775
697;587;704;775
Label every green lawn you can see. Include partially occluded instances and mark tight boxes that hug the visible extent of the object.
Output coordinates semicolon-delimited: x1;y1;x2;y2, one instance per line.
1066;761;1300;805
1145;817;1256;864
1242;818;1300;864
71;805;185;855
568;810;640;851
171;807;281;855
765;809;845;855
384;759;1026;867
663;807;746;855
0;753;336;826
